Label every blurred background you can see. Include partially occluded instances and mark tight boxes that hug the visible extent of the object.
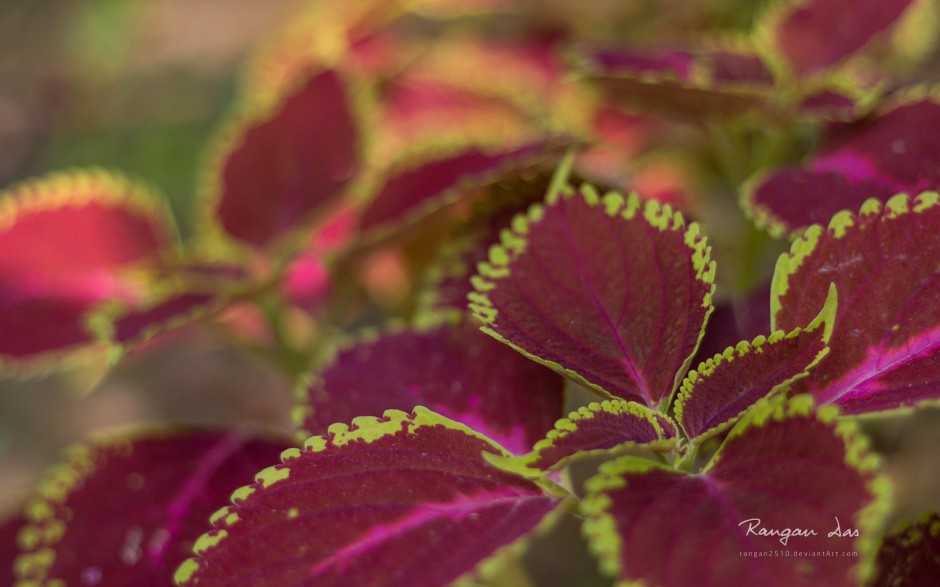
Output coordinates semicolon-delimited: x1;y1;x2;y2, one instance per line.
1;1;939;585
0;0;314;514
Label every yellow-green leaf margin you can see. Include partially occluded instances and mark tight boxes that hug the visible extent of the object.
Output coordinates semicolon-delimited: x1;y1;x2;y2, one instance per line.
580;394;891;586
674;282;837;444
468;183;716;408
485;399;678;478
175;406;569;586
769;191;940;329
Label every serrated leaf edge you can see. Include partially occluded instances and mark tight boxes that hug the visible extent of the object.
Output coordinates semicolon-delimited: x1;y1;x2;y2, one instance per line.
485;400;678;477
743;88;940;238
176;406;567;585
469;183;716;408
674;283;837;444
770;191;939;330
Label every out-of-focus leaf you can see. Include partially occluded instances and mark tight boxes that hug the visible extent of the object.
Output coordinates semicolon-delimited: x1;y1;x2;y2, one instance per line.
758;0;914;76
0;170;175;370
2;510;26;586
577;43;773;119
746;94;940;236
359;139;565;236
14;429;291;587
873;511;940;587
208;70;361;250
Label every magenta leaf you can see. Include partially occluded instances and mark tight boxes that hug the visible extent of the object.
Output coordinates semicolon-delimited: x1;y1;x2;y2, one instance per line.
772;193;940;414
358;139;563;235
176;408;567;587
873;512;940;587
282;203;357;313
747;96;940;236
486;400;678;476
13;429;290;587
299;319;565;455
760;0;914;76
0;170;174;367
210;69;361;249
470;185;715;408
675;285;835;443
582;395;888;587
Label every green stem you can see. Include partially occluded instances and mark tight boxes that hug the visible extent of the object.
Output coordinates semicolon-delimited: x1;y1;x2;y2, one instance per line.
678;444;700;473
545;147;577;202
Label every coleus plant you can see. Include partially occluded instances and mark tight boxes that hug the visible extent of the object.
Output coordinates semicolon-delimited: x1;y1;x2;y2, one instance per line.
2;0;940;585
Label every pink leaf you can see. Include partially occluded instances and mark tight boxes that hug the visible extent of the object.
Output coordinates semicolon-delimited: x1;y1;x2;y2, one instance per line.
0;171;174;364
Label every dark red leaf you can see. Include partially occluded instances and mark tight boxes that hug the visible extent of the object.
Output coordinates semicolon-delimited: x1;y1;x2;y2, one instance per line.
873;512;940;587
213;70;360;248
177;408;566;587
300;320;565;455
763;0;914;76
359;140;563;234
675;286;835;443
2;511;26;586
772;193;940;414
470;186;715;407
747;97;940;236
487;400;678;475
582;395;888;587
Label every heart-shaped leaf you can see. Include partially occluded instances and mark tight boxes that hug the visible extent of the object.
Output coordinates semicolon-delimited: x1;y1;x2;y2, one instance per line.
13;429;290;587
176;408;567;587
772;193;940;414
873;511;940;587
746;95;940;237
675;284;836;444
486;400;678;476
758;0;914;77
582;395;888;587
470;185;715;408
299;319;565;455
208;69;361;249
0;170;175;368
